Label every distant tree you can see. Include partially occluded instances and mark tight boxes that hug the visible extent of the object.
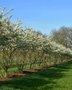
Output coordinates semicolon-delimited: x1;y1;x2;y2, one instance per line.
50;26;72;49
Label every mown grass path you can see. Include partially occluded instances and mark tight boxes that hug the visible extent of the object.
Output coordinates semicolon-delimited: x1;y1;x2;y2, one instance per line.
0;60;72;90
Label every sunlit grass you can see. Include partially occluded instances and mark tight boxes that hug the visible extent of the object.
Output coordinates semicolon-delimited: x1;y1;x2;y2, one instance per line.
0;60;72;90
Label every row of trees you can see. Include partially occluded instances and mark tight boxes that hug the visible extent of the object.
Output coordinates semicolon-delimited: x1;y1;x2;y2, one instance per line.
0;8;72;77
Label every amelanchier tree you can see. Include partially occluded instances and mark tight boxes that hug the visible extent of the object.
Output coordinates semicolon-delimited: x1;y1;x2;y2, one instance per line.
0;8;22;77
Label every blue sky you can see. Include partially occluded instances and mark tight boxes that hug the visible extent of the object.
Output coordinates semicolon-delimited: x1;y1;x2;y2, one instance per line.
0;0;72;34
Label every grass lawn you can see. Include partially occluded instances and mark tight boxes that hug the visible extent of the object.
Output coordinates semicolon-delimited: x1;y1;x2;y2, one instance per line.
0;60;72;90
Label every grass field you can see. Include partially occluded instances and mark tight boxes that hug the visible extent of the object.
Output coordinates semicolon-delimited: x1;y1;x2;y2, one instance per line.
0;60;72;90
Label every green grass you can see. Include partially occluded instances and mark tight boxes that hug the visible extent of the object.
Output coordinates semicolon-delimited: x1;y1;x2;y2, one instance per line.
0;60;72;90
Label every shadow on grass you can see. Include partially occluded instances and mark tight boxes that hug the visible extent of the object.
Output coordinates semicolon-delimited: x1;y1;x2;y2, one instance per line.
0;60;72;90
